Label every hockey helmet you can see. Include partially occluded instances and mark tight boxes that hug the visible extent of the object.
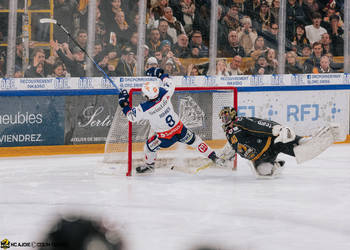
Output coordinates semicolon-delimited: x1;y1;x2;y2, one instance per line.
219;106;237;126
142;81;159;100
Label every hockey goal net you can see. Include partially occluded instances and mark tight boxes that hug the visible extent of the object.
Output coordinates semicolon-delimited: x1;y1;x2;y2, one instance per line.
103;86;238;176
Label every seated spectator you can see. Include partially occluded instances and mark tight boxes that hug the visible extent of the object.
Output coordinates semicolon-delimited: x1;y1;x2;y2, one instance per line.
162;57;185;76
290;23;310;56
286;0;305;42
301;44;312;57
158;19;175;44
305;12;327;45
128;32;139;53
249;36;268;61
262;22;279;50
145;56;159;71
320;32;332;54
147;28;162;56
314;55;335;73
216;59;229;76
252;55;274;75
220;30;245;58
24;48;51;77
70;29;87;52
285;51;303;74
49;61;68;78
238;16;258;56
302;0;321;25
329;14;344;56
111;10;131;46
172;33;191;58
252;1;275;34
189;30;208;58
95;7;107;43
227;55;243;75
270;0;280;20
192;4;210;44
150;0;169;20
154;49;164;63
244;0;261;21
222;4;241;33
53;0;74;43
186;63;200;76
303;41;323;73
266;48;278;73
114;47;135;76
179;0;196;34
148;6;186;43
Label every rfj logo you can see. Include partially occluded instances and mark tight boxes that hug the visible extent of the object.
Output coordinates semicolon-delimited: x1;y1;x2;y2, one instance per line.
1;239;10;249
179;96;205;128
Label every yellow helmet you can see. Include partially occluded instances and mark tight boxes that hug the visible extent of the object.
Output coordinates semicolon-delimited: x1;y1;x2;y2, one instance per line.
219;106;237;127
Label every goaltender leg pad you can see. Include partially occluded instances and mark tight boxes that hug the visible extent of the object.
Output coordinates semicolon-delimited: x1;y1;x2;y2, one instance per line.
249;161;284;179
294;125;336;164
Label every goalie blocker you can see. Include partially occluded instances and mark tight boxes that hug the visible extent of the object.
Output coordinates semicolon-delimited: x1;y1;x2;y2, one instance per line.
217;107;341;178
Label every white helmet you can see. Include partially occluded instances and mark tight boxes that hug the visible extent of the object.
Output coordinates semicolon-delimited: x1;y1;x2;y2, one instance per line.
142;81;160;100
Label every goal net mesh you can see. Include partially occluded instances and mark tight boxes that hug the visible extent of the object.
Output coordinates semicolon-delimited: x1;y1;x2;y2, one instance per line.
103;87;237;176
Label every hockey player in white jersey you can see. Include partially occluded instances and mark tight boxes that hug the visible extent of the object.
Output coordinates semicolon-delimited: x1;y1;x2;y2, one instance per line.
118;67;224;173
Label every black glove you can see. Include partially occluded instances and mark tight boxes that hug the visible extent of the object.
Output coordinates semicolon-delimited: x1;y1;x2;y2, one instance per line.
118;89;129;108
145;67;168;80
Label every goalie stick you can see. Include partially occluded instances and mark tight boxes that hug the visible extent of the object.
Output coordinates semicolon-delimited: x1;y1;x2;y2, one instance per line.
39;18;119;92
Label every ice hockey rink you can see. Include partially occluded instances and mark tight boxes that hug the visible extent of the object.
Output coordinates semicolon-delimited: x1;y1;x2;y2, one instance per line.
1;144;350;250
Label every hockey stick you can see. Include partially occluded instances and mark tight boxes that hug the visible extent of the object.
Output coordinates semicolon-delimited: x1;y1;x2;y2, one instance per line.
39;18;119;92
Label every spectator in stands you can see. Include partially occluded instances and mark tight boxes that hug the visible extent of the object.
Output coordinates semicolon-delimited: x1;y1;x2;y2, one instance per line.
302;0;321;25
173;33;191;58
286;0;305;41
160;40;172;57
222;4;241;33
95;7;107;44
179;0;196;34
56;45;86;77
221;30;245;58
238;16;258;56
266;48;278;73
24;48;50;77
150;0;169;20
154;49;164;64
216;59;230;76
320;32;332;54
162;57;185;76
70;29;88;52
305;12;327;45
147;28;162;56
303;41;323;73
252;55;274;75
301;44;312;57
158;19;175;44
145;56;159;71
244;0;261;22
262;23;279;50
148;6;185;44
270;0;280;20
128;32;139;53
290;23;310;56
114;47;135;76
252;1;275;34
186;63;200;76
285;51;303;74
189;30;208;58
329;14;344;56
49;61;67;77
315;55;334;73
227;55;243;75
112;10;131;46
321;7;337;33
250;36;268;61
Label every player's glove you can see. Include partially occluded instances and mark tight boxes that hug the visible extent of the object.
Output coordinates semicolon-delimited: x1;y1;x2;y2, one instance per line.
118;89;129;108
272;125;296;144
145;67;169;80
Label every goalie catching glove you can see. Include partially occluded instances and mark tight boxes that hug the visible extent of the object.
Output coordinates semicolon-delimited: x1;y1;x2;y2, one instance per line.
118;89;129;108
272;125;296;144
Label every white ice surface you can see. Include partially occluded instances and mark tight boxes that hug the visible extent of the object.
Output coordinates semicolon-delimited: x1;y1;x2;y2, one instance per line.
1;144;350;250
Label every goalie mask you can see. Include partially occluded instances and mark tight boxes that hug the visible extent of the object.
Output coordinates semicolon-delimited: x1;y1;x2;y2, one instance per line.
142;81;159;100
219;106;237;128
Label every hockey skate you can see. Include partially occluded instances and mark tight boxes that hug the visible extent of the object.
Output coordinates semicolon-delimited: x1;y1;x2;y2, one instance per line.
136;163;155;173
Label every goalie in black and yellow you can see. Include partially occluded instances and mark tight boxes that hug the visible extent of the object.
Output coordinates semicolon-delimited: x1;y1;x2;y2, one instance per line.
218;106;341;178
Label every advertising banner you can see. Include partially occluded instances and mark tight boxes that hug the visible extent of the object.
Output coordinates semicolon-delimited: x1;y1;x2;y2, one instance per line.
0;96;65;147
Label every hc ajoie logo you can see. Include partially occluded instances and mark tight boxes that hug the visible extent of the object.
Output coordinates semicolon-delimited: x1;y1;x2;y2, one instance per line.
198;142;208;153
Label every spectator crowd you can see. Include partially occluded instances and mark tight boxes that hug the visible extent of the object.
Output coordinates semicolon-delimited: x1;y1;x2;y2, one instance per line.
0;0;345;78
